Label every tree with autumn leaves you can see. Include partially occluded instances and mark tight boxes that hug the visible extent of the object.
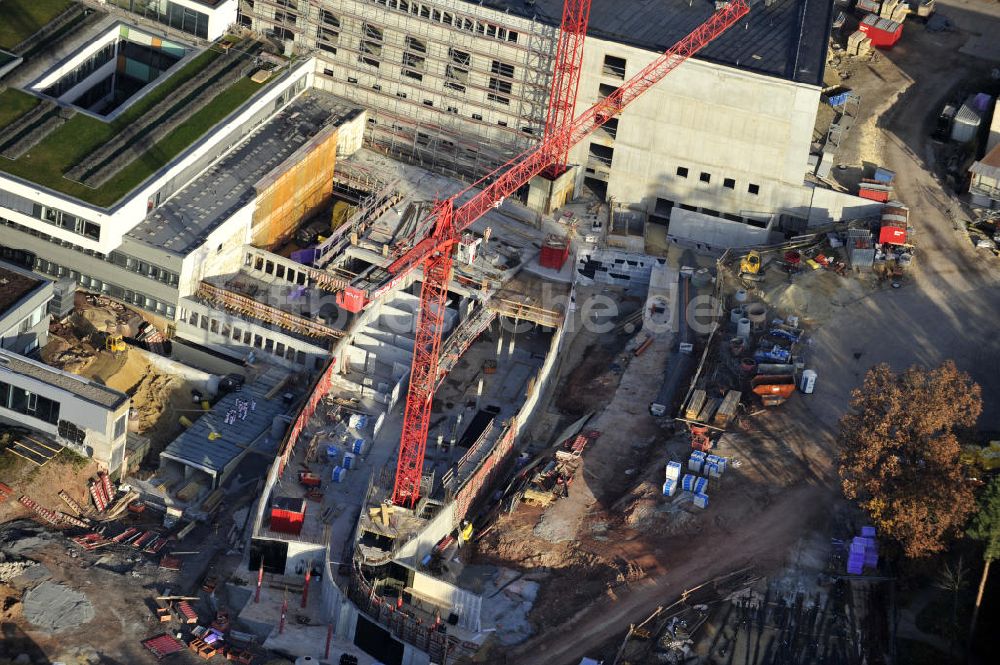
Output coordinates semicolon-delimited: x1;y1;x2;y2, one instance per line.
838;361;979;558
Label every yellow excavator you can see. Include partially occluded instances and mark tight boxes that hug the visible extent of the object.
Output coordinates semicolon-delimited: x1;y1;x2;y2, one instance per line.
104;334;127;355
739;250;765;281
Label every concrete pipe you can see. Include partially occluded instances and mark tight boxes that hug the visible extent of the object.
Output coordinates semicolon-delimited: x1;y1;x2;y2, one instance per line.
737;317;751;340
734;289;748;304
746;303;767;330
730;306;745;324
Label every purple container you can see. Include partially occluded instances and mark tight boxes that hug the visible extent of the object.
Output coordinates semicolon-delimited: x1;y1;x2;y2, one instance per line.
861;526;876;538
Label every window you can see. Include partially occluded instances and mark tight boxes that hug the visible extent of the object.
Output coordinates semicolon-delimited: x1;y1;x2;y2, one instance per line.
405;36;426;53
320;9;340;26
498;120;507;127
323;67;334;76
748;183;760;195
396;91;407;99
447;106;458;114
723;178;736;190
423;99;434;107
402;52;425;70
449;48;471;67
113;415;126;439
472;113;483;121
490;60;514;78
603;55;627;79
699;172;711;184
676;166;688;178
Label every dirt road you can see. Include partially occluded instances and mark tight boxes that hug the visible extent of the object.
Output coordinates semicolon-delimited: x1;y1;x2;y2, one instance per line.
511;483;831;665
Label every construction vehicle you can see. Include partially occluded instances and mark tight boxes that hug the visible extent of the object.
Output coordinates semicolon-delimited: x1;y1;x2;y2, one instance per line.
740;250;763;278
105;334;126;354
333;0;751;508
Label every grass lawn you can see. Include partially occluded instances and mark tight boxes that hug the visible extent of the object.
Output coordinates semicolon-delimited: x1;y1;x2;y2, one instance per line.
0;88;39;129
0;0;75;50
0;49;264;207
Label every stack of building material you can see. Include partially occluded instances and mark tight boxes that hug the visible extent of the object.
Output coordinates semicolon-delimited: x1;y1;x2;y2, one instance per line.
847;30;873;56
332;466;347;482
846;527;879;574
681;474;696;492
18;496;62;526
688;450;706;473
142;634;185;660
856;0;881;13
0;482;12;503
694;477;709;495
663;461;681;496
175;600;199;624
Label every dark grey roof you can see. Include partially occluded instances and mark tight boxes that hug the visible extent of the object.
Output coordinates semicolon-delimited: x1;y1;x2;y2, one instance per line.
127;92;363;256
476;0;832;86
0;350;128;409
159;369;288;476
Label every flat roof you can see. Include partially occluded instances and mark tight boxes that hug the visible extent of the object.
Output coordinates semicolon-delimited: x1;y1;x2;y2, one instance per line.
160;368;289;476
479;0;832;86
0;349;128;410
127;91;363;255
0;263;44;314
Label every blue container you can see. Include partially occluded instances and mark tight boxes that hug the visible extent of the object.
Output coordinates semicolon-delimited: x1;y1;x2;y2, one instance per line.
343;452;356;470
861;525;876;538
681;474;696;492
352;438;365;454
694;477;708;494
662;479;677;497
331;466;346;482
693;492;709;509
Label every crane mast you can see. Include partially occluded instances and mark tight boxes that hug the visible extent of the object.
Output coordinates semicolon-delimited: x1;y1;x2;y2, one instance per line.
383;0;752;507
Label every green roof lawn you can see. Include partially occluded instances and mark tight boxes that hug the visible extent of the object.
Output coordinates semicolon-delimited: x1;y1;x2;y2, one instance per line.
0;88;39;128
0;0;75;50
0;48;264;207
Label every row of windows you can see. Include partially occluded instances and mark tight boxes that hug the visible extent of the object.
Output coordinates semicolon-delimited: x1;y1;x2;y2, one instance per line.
33;255;176;318
675;167;761;196
29;204;101;242
319;67;532;133
0;380;61;425
183;309;323;369
0;216;179;290
364;0;520;44
107;251;179;286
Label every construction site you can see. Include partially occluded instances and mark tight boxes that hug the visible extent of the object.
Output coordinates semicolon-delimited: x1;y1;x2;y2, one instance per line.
2;0;1000;664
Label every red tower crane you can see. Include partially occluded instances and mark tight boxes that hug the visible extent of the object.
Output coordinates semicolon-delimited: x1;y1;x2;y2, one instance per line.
336;0;752;507
543;0;593;171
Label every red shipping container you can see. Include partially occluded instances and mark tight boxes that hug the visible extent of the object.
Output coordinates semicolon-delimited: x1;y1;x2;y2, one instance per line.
858;186;890;203
539;235;570;270
270;497;306;535
879;226;907;245
859;15;902;48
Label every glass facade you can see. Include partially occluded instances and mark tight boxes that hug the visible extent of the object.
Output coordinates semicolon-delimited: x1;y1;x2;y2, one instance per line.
110;0;211;39
0;381;61;425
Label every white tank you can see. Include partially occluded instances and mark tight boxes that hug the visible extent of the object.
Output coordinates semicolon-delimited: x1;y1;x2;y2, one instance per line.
800;369;817;394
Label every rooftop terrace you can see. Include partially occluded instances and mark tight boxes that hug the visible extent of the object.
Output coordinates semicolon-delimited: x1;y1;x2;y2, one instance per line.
0;264;44;314
482;0;832;86
0;35;270;206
